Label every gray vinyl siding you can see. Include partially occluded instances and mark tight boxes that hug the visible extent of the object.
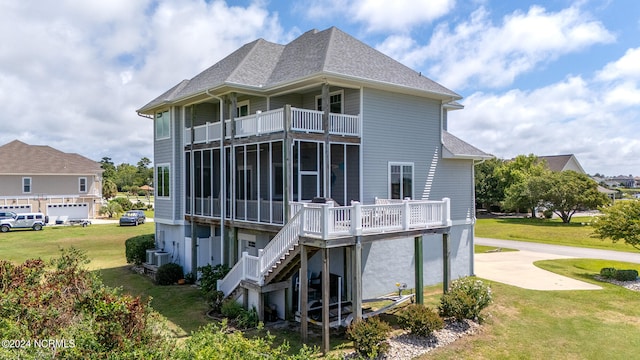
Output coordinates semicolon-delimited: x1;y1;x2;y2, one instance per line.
427;159;475;221
191;103;219;126
361;87;441;203
154;106;184;221
270;94;303;109
300;87;360;115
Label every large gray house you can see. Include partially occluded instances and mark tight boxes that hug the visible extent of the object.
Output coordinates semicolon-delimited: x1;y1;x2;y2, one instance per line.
137;27;490;348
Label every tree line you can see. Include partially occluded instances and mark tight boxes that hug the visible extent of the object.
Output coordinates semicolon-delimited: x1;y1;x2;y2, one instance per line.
100;156;153;200
475;154;610;223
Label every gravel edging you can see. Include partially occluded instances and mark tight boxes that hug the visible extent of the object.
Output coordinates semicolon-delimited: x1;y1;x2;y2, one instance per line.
344;319;482;360
594;275;640;292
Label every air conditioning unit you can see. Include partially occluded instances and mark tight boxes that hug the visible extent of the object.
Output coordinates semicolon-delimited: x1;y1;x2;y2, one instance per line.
146;249;157;265
155;251;170;267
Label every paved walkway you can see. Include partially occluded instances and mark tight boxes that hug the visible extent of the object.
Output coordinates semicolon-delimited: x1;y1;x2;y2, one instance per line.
474;250;601;290
475;237;640;290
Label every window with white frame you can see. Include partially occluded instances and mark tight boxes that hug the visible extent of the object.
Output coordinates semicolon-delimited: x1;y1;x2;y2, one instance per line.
155;110;170;140
79;177;87;193
389;162;413;200
22;177;32;194
156;164;170;198
316;90;343;113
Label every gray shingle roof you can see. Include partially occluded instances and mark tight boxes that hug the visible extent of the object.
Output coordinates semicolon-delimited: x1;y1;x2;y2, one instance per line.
0;140;102;175
442;131;493;160
537;155;574;172
139;27;460;112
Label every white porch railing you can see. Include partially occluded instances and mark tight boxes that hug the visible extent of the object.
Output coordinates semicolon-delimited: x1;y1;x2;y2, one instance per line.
185;107;361;144
217;198;450;296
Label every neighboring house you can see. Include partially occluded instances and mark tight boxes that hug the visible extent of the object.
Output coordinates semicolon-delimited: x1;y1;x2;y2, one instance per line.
0;140;103;220
137;27;490;347
537;154;586;173
538;154;617;199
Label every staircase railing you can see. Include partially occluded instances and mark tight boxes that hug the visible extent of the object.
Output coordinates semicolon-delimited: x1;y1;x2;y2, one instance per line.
218;204;305;295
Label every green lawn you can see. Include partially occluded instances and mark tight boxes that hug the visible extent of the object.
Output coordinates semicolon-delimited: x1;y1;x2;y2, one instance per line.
4;218;640;358
422;259;640;360
475;216;639;253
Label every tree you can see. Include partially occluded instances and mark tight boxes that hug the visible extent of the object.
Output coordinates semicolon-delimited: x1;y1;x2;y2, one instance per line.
541;171;609;223
591;200;640;250
102;178;117;200
100;156;116;181
503;171;551;218
99;201;123;218
498;154;548;217
136;157;154;187
114;163;138;191
475;158;505;210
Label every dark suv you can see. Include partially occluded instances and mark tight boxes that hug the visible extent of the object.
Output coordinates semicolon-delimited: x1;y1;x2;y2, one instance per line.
119;210;146;226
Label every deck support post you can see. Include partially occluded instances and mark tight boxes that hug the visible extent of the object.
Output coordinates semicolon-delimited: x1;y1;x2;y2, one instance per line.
414;236;424;304
443;233;451;294
321;247;330;355
353;236;362;322
322;83;330;198
300;244;308;343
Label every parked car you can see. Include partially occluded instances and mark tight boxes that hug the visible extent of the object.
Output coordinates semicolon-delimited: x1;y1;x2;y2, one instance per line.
0;212;47;232
119;210;146;226
0;211;17;220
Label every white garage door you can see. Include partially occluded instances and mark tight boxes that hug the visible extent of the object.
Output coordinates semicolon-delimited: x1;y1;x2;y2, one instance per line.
47;203;89;222
0;205;32;213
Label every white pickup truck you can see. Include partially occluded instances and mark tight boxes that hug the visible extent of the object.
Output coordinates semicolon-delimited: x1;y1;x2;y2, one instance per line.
0;212;48;232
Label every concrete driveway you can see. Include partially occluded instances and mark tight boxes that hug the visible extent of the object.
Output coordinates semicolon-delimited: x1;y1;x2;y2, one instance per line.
474;249;602;291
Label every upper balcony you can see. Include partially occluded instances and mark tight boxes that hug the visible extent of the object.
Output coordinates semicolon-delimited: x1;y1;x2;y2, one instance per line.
185;107;361;145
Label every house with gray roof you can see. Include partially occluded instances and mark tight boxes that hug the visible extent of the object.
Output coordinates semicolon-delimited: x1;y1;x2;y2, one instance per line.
138;27;490;350
0;140;103;220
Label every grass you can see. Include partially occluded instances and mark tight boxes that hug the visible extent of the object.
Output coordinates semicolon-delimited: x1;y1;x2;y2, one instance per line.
422;259;640;360
4;216;640;358
475;216;640;253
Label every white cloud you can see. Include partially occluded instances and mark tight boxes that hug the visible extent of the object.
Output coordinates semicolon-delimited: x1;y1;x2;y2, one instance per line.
449;55;640;175
295;0;455;32
596;47;640;81
350;0;455;32
0;0;286;164
380;5;615;89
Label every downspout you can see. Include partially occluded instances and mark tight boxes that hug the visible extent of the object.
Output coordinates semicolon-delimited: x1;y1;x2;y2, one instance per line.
205;89;226;266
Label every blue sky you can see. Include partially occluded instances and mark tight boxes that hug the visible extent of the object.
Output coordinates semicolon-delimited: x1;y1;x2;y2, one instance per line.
0;0;638;176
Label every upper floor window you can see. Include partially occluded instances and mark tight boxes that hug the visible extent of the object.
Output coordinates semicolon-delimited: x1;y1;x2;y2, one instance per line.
156;164;170;198
79;177;87;193
156;110;170;140
316;91;343;113
389;162;413;200
237;100;249;117
22;177;32;194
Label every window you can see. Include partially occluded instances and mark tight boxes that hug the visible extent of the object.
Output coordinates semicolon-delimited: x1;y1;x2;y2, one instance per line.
22;177;31;194
316;91;343;113
155;110;170;139
156;164;170;198
79;177;87;193
389;163;413;200
237;100;249;117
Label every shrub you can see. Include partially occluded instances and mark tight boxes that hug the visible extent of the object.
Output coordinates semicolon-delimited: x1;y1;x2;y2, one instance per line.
221;299;245;319
543;209;554;219
440;277;492;322
133;200;147;210
613;269;638;281
236;306;260;329
600;267;617;278
397;304;444;337
156;263;184;285
112;197;133;211
124;234;155;265
205;290;226;312
346;316;391;359
198;263;230;294
172;320;317;360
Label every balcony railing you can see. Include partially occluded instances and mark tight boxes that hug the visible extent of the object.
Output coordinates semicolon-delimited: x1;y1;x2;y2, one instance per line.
185;107;361;144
